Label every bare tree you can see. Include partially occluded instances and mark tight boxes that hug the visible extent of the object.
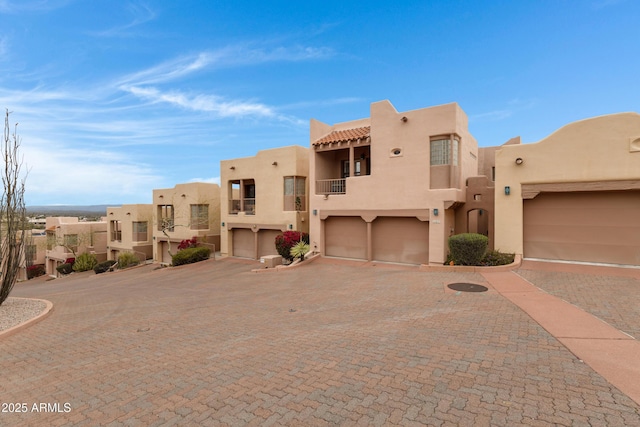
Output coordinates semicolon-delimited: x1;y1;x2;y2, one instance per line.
0;109;27;305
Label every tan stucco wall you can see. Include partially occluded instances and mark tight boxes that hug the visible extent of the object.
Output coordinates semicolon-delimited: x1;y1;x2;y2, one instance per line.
494;112;640;256
44;217;108;275
309;100;479;264
220;145;309;258
152;182;221;262
106;204;154;261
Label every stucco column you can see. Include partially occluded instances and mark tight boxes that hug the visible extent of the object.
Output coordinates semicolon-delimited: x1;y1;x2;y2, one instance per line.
366;221;372;261
349;144;355;178
253;228;259;260
450;133;456;188
239;179;245;212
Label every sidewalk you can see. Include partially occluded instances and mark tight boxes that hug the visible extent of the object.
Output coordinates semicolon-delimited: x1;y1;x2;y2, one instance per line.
482;270;640;406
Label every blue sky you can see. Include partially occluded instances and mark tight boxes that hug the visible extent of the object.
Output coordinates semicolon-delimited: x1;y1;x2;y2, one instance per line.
1;0;638;206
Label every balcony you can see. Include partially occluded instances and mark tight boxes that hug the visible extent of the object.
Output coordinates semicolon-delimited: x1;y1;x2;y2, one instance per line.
316;179;346;195
229;198;256;215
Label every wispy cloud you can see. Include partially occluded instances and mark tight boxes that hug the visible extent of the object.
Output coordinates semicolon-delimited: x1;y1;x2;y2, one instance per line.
0;0;72;14
188;177;220;185
470;98;537;123
88;2;157;37
122;85;276;118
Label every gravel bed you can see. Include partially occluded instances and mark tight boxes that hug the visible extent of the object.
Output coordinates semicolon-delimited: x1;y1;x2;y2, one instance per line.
0;297;48;333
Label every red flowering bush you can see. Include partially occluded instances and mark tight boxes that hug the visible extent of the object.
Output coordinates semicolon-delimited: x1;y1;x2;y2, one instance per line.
275;231;309;261
64;257;75;265
178;237;198;250
27;264;45;279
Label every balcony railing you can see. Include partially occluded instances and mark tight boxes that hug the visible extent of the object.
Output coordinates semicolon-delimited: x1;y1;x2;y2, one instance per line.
229;198;256;215
316;179;346;195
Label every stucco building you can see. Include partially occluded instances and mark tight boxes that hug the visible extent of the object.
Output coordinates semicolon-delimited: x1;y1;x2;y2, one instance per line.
309;100;479;265
152;182;221;264
220;145;309;259
106;204;154;263
45;217;108;276
494;112;640;266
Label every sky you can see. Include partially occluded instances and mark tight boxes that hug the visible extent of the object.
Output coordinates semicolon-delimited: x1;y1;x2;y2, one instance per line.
0;0;638;206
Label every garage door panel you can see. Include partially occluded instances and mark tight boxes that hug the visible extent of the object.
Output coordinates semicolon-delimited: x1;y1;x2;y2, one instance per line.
372;217;429;264
258;230;281;258
524;191;640;265
325;217;366;260
232;228;255;258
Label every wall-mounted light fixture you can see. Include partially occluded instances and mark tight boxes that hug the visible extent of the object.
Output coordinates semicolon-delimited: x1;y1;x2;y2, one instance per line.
221;222;225;227
288;224;293;230
504;186;511;195
313;209;317;216
515;157;524;165
433;208;439;216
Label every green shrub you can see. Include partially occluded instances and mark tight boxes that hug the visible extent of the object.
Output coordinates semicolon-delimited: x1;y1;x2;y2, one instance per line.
117;252;139;269
94;260;117;274
56;263;73;275
479;250;515;266
72;252;98;272
448;233;489;266
290;241;310;261
275;231;309;261
172;246;211;266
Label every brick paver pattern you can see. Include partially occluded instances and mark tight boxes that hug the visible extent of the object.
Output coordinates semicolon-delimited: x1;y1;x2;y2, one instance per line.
517;268;640;340
2;258;639;426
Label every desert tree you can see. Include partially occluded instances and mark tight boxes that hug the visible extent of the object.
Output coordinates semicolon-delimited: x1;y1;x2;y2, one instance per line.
0;109;27;305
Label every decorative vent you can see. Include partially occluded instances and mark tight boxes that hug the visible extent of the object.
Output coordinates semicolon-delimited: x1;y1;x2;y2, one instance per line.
390;148;403;157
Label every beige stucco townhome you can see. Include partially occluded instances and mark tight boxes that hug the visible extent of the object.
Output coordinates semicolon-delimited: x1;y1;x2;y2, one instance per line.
220;145;309;259
309;100;480;265
44;217;108;276
106;204;154;263
152;183;221;264
494;112;640;266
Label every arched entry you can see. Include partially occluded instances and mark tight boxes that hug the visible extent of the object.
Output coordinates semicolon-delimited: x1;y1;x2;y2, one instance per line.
467;208;489;237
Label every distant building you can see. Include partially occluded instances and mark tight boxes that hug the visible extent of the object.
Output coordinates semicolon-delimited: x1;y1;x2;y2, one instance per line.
152;183;221;264
106;204;154;263
45;217;108;276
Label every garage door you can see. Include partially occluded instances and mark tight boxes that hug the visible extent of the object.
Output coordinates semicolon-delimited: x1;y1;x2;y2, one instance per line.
257;230;281;258
232;228;255;258
523;191;640;265
324;216;367;260
372;217;429;264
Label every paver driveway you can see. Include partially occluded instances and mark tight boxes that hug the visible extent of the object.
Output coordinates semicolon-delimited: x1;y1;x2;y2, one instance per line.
2;258;639;426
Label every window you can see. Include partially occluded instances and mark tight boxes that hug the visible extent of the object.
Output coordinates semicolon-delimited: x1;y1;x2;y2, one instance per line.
430;137;460;166
46;231;56;250
64;234;78;253
284;176;306;211
110;221;122;241
158;205;174;231
132;221;148;242
190;205;209;230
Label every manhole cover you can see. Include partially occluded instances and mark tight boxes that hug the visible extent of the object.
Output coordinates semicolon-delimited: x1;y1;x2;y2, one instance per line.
447;283;488;293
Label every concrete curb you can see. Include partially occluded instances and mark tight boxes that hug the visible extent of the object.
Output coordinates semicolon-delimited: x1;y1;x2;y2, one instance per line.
251;252;322;273
0;298;53;339
420;254;522;272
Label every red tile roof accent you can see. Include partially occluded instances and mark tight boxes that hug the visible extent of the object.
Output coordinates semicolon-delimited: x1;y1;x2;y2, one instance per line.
312;126;370;146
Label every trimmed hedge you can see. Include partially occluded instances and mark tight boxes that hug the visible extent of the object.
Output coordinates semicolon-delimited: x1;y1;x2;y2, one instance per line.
479;250;515;266
27;264;46;279
56;263;73;275
172;246;211;266
117;252;139;269
448;233;489;266
94;260;117;274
